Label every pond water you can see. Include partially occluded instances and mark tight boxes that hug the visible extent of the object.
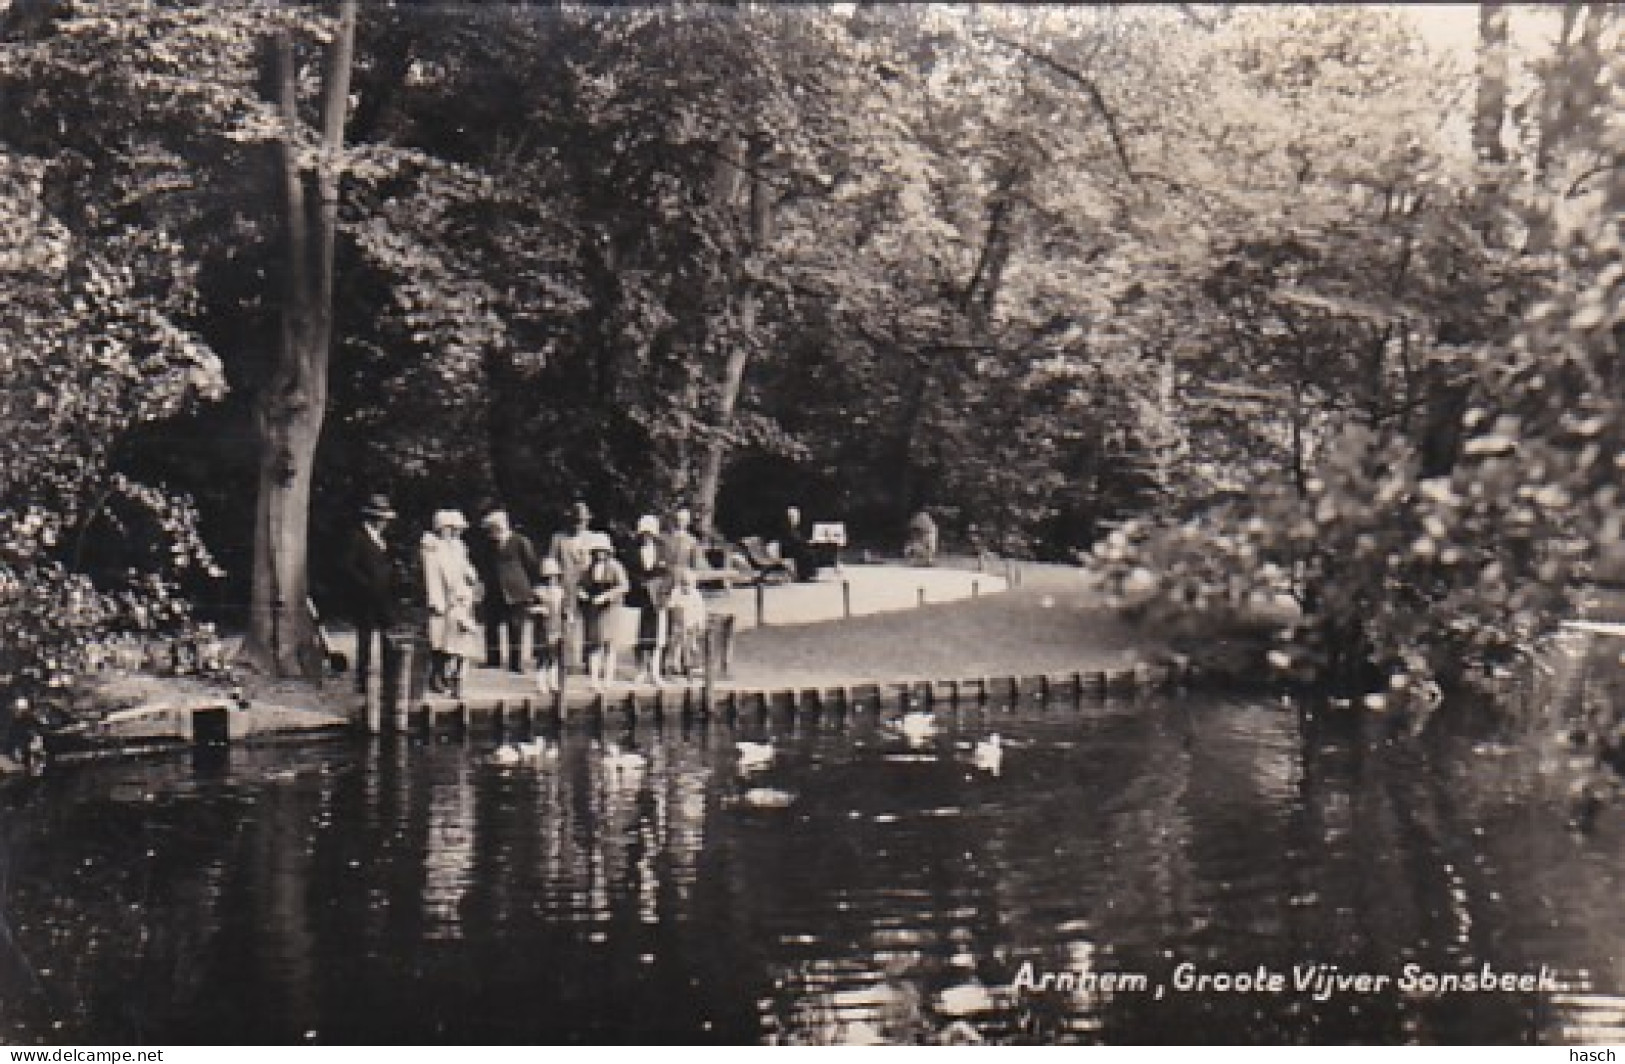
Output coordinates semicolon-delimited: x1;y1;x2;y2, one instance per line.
0;694;1621;1045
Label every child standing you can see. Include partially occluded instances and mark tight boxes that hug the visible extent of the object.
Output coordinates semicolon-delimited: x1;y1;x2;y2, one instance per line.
664;567;707;679
530;556;567;693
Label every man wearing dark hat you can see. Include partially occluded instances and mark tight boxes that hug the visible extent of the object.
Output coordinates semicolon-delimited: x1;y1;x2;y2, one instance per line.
340;494;399;693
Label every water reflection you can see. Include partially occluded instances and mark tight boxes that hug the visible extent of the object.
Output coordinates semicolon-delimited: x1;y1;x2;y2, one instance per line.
0;694;1621;1044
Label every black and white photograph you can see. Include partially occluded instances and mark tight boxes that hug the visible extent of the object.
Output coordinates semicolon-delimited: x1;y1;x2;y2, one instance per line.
1;0;1623;1047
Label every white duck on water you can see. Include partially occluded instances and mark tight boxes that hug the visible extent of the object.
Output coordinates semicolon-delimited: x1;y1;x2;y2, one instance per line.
898;711;937;743
517;737;558;762
601;741;648;773
740;787;795;809
735;741;776;773
972;734;1003;775
492;738;558;766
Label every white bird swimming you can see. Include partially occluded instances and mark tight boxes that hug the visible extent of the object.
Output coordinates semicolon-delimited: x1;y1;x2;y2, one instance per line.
735;741;776;773
491;743;524;766
898;711;937;742
972;734;1003;775
516;737;557;762
602;741;647;772
741;787;795;808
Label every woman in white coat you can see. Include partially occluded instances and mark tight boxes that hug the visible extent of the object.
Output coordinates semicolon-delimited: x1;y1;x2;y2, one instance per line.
423;509;483;696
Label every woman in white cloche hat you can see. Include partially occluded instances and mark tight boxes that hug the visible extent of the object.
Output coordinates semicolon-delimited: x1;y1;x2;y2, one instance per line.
422;509;483;696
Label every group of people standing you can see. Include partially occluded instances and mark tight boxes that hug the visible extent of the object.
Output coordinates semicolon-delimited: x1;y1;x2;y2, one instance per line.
340;495;712;698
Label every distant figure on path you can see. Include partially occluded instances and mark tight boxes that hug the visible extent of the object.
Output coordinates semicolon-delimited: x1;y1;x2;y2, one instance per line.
778;504;816;582
339;493;398;694
907;509;938;566
577;532;628;691
423;510;483;697
479;509;542;673
624;515;672;686
966;522;993;572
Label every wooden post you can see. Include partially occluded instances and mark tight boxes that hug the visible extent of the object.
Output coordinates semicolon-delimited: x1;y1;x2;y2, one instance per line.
192;706;230;749
971;580;979;599
389;636;414;733
363;680;381;735
917;587;926;607
949;679;961;706
702;623;715;710
1039;675;1051;703
842;580;852;618
1072;671;1085;701
493;700;506;734
921;681;933;709
755;582;766;627
552;637;568;721
977;676;990;703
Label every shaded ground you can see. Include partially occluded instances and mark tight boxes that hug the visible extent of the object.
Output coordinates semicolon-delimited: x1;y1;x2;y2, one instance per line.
726;562;1157;688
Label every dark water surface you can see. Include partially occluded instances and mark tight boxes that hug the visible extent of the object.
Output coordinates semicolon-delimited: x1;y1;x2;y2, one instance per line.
1;694;1621;1044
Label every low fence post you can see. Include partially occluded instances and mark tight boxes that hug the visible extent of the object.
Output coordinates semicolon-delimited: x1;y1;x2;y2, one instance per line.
703;622;715;709
552;636;567;720
383;634;415;733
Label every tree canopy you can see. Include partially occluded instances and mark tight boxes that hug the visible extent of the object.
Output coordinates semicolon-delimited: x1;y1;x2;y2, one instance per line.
0;2;1620;718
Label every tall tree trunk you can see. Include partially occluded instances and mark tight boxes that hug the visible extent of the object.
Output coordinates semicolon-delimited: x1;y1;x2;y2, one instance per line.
694;132;772;536
243;1;358;677
1474;3;1509;166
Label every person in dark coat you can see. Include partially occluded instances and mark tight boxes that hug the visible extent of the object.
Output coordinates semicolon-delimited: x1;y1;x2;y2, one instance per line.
777;504;816;582
478;509;542;672
624;514;672;686
340;493;399;693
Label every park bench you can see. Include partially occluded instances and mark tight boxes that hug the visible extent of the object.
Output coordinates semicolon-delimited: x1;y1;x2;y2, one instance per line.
739;536;795;585
694;544;756;594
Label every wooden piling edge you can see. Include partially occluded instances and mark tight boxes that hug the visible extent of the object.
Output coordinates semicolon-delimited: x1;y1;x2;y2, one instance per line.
57;655;1196;768
399;659;1189;739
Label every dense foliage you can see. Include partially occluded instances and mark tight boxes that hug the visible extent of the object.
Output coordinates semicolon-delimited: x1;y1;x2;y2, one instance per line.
0;3;1620;718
